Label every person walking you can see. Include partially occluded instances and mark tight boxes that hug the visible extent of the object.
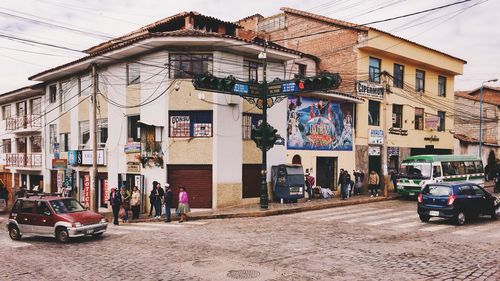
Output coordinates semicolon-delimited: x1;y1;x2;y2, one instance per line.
177;185;190;223
164;184;173;223
368;170;380;197
353;170;364;195
305;170;315;201
155;182;165;219
109;187;122;225
149;182;158;217
120;186;131;223
338;169;350;200
130;186;141;220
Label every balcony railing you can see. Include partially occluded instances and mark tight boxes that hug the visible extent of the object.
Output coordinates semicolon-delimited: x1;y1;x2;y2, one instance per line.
6;115;42;131
5;153;42;167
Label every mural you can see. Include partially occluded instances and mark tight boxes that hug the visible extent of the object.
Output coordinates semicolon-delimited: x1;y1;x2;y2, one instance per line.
287;96;353;151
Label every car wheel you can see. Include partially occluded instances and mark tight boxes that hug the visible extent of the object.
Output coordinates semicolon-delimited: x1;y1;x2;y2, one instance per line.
419;214;430;222
92;232;103;238
492;205;500;220
455;211;466;225
8;225;21;241
56;227;70;243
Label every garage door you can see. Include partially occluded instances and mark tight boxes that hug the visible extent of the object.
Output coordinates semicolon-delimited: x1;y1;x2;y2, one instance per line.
242;164;261;198
167;165;212;208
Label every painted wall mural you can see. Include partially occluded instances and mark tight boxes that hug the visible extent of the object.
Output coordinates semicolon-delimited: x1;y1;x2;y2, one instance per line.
287;96;353;151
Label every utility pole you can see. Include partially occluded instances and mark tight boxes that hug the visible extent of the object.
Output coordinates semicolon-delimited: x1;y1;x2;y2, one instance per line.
90;63;98;212
259;40;269;209
382;73;388;197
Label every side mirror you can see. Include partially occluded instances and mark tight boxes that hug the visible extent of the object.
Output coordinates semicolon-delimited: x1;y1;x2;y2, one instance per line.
44;210;52;216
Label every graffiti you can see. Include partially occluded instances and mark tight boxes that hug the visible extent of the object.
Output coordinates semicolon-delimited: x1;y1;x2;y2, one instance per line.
287;96;353;151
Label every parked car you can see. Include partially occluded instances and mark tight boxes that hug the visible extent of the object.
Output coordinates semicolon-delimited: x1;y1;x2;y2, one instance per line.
7;194;107;242
417;182;500;225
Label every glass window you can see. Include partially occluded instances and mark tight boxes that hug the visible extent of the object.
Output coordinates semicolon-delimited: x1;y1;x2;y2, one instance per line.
392;104;403;128
35;201;51;215
127;63;141;85
97;119;108;148
416;70;425;92
297;63;307;77
432;166;442;178
60;81;71;112
140;126;162;155
244;61;260;82
79;75;91;97
424;185;451;196
471;185;485;196
31;136;42;153
369;57;381;83
50;199;85;214
242;113;262;140
60;133;70;152
127;115;140;142
49;124;57;153
464;161;476;174
16;101;26;116
30;98;41;115
170;54;213;78
393;63;404;88
474;161;483;173
2;139;11;153
368;100;380;126
459;186;474;196
49;84;57;103
2;105;11;120
20;200;35;213
79;121;90;149
17;138;27;153
414;108;424;130
438;111;445;132
169;111;213;138
438;75;446;97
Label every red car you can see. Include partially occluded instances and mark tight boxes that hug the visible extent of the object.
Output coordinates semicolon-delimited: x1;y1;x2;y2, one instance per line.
7;195;107;243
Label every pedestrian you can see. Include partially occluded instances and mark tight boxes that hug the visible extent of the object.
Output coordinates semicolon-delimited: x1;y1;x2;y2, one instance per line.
305;169;315;201
155;182;165;219
177;185;190;223
338;169;350;200
353;170;364;195
120;186;131;223
0;180;8;202
130;186;141;220
390;170;398;193
368;170;380;197
164;183;173;223
15;186;27;199
149;181;157;217
109;187;122;225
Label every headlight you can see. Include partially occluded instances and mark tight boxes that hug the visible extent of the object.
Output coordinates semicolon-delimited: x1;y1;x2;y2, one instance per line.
73;222;82;227
100;218;107;224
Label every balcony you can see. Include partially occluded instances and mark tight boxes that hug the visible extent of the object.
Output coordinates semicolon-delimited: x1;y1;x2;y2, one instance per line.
6;115;42;133
5;153;42;169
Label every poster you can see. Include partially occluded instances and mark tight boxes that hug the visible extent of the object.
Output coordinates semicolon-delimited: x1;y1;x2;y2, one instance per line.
83;175;90;208
287;96;353;151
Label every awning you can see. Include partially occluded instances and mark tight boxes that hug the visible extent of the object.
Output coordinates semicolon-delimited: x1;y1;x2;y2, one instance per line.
300;91;365;104
137;120;164;127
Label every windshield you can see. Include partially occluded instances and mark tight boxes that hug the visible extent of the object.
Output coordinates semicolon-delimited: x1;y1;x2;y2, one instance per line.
50;199;86;214
400;162;431;179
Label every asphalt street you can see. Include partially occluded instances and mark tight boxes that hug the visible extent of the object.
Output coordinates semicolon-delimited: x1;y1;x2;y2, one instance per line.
0;200;499;280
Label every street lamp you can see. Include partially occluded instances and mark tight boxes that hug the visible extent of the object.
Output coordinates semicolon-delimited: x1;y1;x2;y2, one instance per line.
478;78;498;159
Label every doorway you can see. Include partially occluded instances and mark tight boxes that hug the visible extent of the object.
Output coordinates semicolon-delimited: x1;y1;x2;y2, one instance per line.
316;157;337;189
369;155;381;176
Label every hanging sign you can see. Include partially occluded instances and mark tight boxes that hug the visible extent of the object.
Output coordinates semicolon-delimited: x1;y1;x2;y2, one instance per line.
357;81;384;99
83;175;90;208
368;129;384;145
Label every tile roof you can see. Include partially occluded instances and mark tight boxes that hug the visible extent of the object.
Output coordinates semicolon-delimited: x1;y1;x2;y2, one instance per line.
455;86;500;106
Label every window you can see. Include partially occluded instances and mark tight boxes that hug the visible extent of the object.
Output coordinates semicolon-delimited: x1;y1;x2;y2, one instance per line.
60;133;70;152
437;111;445;132
297;63;307;77
140;126;162;155
79;121;89;149
257;15;285;32
458;185;474;196
49;124;57;153
414;108;424;130
30;98;41;115
31;136;42;153
368;100;380;126
170;54;213;78
424;185;451;196
416;70;425;92
169;111;213;137
20;200;35;213
243;113;262;140
97;119;108;148
432;165;442;178
474;161;483;173
393;64;404;88
127;63;141;85
60;81;71;112
17;138;27;153
392;104;403;128
463;161;476;174
438;75;446;97
471;185;485;196
127;115;140;142
79;75;91;97
2;139;11;153
2;105;11;120
369;57;381;83
36;201;51;215
244;61;260;82
16;101;26;116
49;84;57;103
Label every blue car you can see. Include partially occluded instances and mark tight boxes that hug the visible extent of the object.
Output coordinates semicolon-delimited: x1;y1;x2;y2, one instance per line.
417;182;500;225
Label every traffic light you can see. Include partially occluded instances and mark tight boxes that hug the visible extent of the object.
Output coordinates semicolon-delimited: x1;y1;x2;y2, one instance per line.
294;72;341;93
264;123;278;150
251;123;278;151
192;74;237;93
251;125;263;148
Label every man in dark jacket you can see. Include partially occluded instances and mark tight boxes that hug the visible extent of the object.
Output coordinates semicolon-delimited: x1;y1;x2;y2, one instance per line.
109;187;122;225
164;184;173;223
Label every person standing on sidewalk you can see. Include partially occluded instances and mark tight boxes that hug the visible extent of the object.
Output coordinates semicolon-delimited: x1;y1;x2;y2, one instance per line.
130;186;141;220
149;181;158;217
368;170;380;197
338;169;350;200
109;187;122;225
164;184;173;223
120;186;131;223
177;185;190;223
353;170;364;195
155;182;165;219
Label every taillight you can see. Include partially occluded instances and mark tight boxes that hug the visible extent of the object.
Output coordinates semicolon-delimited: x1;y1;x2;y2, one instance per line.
417;193;423;203
447;195;456;205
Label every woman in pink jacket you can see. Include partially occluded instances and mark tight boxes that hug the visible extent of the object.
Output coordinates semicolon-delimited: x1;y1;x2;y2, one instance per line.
177;185;190;223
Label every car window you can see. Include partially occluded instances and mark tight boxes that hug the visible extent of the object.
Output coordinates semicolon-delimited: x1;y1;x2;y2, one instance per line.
12;200;22;212
471;185;485;196
425;185;450;196
458;186;474;196
50;199;85;214
20;200;35;213
432;166;442;178
35;202;51;215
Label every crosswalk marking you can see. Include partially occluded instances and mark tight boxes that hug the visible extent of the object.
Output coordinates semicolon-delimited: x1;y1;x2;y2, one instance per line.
319;208;393;222
344;210;408;223
365;214;417;226
392;221;422;229
451;223;499;236
300;206;376;220
420;224;454;232
486;230;500;239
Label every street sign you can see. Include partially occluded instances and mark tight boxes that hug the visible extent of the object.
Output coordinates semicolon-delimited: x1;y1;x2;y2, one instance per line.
281;82;298;93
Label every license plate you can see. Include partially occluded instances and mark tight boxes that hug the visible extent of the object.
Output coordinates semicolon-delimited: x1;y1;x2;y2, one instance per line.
86;229;94;234
409;192;415;196
429;211;439;217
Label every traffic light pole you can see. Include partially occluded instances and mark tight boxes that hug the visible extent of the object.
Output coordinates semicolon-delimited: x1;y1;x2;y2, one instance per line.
260;41;269;209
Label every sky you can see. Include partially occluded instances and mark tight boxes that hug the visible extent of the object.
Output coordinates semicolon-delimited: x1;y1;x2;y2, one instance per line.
0;0;498;93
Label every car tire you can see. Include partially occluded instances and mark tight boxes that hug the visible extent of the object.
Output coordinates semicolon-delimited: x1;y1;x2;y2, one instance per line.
419;214;430;222
92;232;103;238
492;206;500;220
8;225;21;241
56;227;70;243
455;211;466;225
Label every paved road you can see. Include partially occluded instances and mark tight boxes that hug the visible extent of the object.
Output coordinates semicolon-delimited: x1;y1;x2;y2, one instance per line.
0;200;499;280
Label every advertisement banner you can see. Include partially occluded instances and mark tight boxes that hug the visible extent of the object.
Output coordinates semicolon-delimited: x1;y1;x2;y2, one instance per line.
425;115;440;131
368;129;384;145
103;179;108;203
83;175;90;208
287;96;353;151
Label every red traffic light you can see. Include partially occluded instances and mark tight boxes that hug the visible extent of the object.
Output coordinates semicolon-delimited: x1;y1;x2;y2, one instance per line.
298;81;305;90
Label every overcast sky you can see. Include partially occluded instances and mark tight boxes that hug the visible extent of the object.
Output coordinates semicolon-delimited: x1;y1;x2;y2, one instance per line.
0;0;498;93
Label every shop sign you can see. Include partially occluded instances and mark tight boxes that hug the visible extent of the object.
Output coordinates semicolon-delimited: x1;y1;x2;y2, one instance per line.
368;146;381;156
134;175;141;190
368;129;384;145
425;116;440;131
68;150;78;165
81;150;106;165
103;179;109;202
56;171;64;189
52;159;67;169
64;168;73;189
424;135;439;142
53;143;60;159
127;161;141;173
388;127;408;136
388;147;399;156
357;81;384;99
124;142;141;153
83;175;90;208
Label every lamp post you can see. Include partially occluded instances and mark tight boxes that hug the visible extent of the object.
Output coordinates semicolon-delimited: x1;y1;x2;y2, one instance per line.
478;78;498;160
